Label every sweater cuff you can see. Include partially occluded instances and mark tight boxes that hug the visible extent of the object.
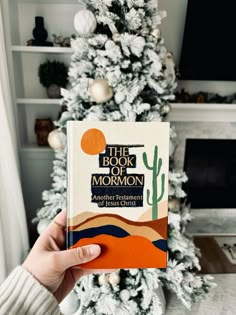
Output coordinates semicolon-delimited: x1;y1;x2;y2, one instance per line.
0;266;60;315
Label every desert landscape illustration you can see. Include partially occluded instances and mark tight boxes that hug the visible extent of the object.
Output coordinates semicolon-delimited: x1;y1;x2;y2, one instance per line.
67;211;167;268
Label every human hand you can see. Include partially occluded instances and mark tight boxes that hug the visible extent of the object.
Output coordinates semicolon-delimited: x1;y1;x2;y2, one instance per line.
22;210;101;303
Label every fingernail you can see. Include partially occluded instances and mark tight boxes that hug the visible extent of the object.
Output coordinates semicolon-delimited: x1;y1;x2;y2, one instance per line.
88;244;101;257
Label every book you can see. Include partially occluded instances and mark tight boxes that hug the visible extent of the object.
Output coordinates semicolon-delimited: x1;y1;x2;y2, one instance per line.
67;121;169;269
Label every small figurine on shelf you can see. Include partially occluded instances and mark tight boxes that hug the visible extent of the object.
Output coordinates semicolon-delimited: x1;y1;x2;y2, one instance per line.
27;16;53;47
52;34;71;47
34;118;54;146
38;60;68;98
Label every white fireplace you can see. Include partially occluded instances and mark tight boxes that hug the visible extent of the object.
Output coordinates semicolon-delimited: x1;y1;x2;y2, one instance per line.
167;113;236;236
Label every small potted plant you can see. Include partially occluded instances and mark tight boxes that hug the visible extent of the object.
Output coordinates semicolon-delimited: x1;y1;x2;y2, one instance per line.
38;60;68;98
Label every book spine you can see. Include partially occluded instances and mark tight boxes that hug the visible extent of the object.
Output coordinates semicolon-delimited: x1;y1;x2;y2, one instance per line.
66;122;72;249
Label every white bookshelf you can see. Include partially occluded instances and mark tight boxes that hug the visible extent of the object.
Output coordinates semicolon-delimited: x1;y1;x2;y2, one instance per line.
16;98;61;105
1;0;81;231
12;45;73;53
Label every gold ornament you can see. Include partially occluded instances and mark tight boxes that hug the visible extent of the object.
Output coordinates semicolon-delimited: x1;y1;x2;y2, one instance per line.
89;79;113;103
151;28;161;39
48;128;66;151
160;104;171;116
168;198;181;212
108;272;120;286
112;33;120;42
98;274;109;285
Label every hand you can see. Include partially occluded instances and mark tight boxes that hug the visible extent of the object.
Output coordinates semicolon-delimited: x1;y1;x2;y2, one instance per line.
22;210;101;303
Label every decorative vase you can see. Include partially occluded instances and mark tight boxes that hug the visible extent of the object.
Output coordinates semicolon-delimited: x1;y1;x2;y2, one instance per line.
31;16;53;46
33;16;48;42
47;84;61;98
34;118;54;146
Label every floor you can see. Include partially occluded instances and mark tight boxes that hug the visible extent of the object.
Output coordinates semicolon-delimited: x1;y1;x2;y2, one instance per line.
166;274;236;315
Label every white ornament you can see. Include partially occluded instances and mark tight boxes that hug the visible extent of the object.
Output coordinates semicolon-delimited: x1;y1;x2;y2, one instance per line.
151;28;161;39
114;91;125;104
129;269;139;276
59;290;79;315
90;79;113;103
37;218;51;235
120;289;130;302
48;129;66;151
98;274;109;285
74;10;97;35
108;272;120;287
105;40;116;50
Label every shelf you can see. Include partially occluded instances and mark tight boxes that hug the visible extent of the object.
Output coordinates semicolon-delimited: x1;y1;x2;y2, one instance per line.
17;98;61;105
20;145;53;152
186;209;236;236
16;0;79;3
168;103;236;122
20;146;55;159
11;46;73;54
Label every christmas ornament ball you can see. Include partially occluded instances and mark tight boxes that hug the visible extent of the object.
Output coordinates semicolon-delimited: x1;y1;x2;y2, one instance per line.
59;290;79;315
74;9;97;35
108;272;120;286
48;129;66;151
98;274;109;285
168;198;181;212
37;218;51;235
151;28;161;39
160;103;171;116
90;79;113;103
120;289;131;302
112;33;120;42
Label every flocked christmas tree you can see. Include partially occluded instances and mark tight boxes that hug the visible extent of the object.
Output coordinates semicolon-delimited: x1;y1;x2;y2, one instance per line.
34;0;215;314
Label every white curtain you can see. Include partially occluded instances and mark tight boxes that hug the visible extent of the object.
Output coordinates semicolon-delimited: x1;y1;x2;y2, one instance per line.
0;4;29;283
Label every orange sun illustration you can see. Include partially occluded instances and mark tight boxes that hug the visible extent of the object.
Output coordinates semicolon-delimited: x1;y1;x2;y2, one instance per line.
81;128;106;155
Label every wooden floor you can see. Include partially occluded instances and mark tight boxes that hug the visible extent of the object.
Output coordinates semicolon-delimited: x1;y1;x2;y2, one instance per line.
194;236;236;273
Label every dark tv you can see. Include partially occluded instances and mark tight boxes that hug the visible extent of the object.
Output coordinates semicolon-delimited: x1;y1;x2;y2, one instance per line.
179;0;236;81
183;139;236;208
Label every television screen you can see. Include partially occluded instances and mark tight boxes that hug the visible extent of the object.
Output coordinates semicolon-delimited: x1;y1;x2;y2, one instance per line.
179;0;236;81
183;139;236;208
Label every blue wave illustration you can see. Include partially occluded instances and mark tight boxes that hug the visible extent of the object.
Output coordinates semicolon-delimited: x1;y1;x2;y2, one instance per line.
152;239;167;252
67;225;130;246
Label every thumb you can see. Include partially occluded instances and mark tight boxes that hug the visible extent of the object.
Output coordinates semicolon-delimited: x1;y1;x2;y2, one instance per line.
54;244;101;271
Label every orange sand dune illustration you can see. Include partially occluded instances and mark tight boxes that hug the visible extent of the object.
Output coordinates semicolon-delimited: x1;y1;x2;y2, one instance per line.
70;216;162;242
67;211;96;227
138;200;168;221
70;234;166;269
69;213;167;238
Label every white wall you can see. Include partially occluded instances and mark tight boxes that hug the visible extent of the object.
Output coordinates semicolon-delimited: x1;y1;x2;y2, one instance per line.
159;0;236;95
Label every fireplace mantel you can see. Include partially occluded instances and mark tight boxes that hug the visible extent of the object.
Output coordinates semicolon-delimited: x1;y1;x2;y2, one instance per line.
168;103;236;122
186;209;236;236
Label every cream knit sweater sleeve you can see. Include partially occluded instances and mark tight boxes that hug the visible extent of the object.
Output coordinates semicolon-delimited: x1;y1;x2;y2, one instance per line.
0;266;61;315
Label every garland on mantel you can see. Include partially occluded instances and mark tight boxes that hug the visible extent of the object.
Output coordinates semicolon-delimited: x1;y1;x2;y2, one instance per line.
174;89;236;104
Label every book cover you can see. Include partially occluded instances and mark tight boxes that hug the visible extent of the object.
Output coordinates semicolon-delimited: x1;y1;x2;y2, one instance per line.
67;121;169;269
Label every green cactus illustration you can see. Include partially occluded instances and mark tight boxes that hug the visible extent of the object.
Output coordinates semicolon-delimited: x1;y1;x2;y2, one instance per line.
143;145;165;220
